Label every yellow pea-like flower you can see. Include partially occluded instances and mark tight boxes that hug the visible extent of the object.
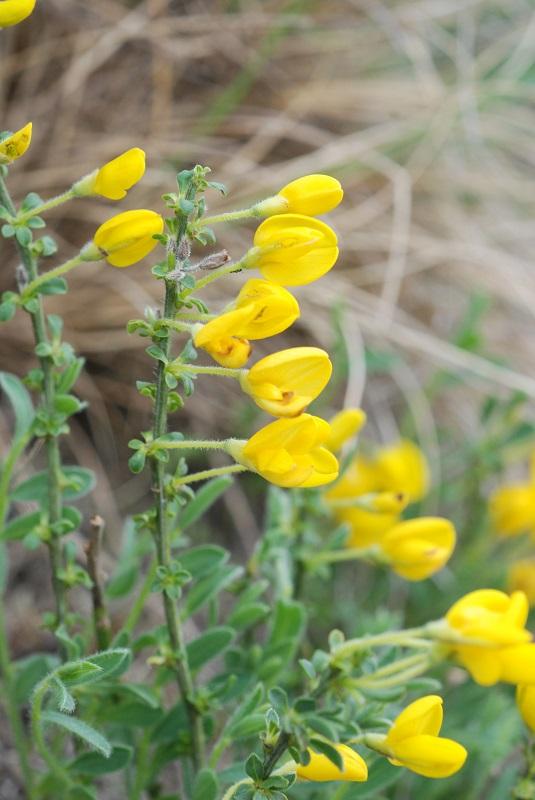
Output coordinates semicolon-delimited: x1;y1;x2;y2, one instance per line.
337;505;403;549
257;174;343;218
0;122;32;164
327;408;367;452
193;279;300;368
517;685;535;732
250;214;339;286
372;439;429;502
444;589;535;685
325;456;379;502
228;413;338;488
93;209;163;267
240;347;332;418
490;483;535;537
380;517;456;581
0;0;35;27
73;148;146;200
508;560;535;606
296;744;367;783
382;696;467;779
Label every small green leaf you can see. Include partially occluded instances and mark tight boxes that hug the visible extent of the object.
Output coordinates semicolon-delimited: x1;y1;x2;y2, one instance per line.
41;711;112;757
128;449;146;474
178;476;234;529
15;226;32;246
69;744;133;776
193;769;219;800
183;564;243;617
59;661;103;687
177;545;229;579
12;466;96;503
186;627;235;671
0;371;34;439
2;511;41;541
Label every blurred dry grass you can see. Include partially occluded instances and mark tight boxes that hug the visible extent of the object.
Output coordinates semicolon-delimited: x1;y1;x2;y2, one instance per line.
1;0;535;568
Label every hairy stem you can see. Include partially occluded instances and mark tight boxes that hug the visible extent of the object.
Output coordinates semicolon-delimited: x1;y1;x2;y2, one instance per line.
150;210;206;769
16;189;75;225
0;176;67;628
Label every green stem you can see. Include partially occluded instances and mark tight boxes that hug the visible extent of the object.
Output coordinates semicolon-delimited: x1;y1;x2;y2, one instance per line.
332;627;429;661
22;253;86;297
194;257;247;291
171;464;248;489
16;189;75;225
152;438;230;452
308;546;379;567
0;430;36;797
0;176;67;629
201;207;260;227
121;558;158;636
150;201;206;769
353;657;431;689
156;318;196;334
179;364;245;379
31;678;74;789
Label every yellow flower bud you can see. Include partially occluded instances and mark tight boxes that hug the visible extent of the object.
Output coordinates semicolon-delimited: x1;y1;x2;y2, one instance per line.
250;214;339;286
381;696;467;779
444;589;535;685
490;483;535;537
0;0;35;27
194;280;299;367
296;744;367;783
327;409;367;452
240;347;332;418
517;685;535;732
93;209;163;267
380;518;456;581
257;174;344;218
508;560;535;606
0;122;32;164
73;148;146;200
228;413;338;488
372;439;429;502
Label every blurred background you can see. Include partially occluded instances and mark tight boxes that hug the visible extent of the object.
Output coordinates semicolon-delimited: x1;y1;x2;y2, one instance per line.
1;1;535;796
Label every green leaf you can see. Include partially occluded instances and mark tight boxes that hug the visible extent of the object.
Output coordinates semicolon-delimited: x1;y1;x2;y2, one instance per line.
36;277;67;295
51;677;76;713
59;661;104;687
228;714;265;740
183;564;243;617
2;511;41;541
41;711;112;757
84;648;131;681
226;683;264;736
15;226;32;246
178;476;234;529
69;744;133;776
14;653;58;704
266;599;306;652
12;466;96;503
193;769;219;800
128;449;146;474
178;545;229;579
0;371;34;439
186;627;236;671
227;602;269;631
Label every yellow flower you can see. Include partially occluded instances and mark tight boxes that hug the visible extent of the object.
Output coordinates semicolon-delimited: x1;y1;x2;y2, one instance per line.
327;409;367;452
372;440;429;502
250;214;339;286
337;505;403;549
73;148;146;200
380;518;456;581
296;744;367;782
0;0;35;27
490;484;535;537
325;456;379;502
194;279;299;368
228;413;338;488
444;589;535;685
257;174;344;218
381;696;467;779
93;209;163;267
517;685;535;732
0;122;32;164
508;560;535;606
240;347;332;418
